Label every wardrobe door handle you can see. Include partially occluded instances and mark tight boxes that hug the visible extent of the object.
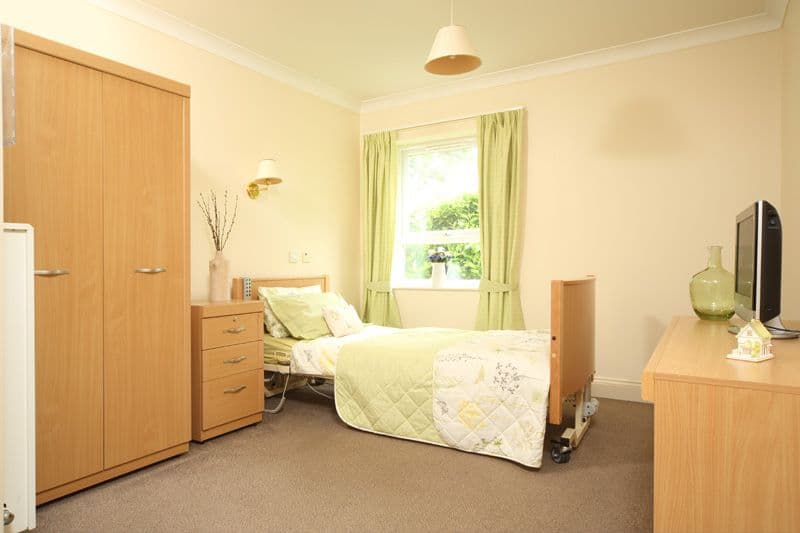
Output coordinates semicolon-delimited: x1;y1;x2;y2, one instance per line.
134;267;166;274
224;326;246;334
223;355;248;364
224;385;247;394
34;269;70;277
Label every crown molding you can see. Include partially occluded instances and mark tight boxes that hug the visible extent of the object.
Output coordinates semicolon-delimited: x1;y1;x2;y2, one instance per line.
766;0;790;24
87;0;361;111
360;6;789;113
87;0;788;115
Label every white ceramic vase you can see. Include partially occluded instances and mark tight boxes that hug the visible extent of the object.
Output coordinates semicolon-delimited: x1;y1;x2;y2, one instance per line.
209;250;230;302
431;262;446;288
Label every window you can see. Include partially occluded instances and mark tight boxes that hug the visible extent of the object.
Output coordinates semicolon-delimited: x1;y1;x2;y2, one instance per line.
394;136;481;287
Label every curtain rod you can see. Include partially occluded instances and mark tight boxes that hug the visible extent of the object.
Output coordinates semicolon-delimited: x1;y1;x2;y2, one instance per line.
361;106;524;136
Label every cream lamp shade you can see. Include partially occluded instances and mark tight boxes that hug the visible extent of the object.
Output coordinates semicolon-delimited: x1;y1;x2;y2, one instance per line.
255;158;279;180
425;24;481;75
247;158;282;199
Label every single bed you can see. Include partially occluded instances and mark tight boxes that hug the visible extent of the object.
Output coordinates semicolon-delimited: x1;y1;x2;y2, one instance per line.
233;275;597;465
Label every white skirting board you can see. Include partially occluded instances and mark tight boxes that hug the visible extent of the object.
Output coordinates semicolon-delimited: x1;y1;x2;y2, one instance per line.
591;376;644;403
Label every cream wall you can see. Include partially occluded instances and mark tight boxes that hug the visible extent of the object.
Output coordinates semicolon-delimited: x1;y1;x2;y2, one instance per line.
782;1;800;320
394;289;480;329
362;33;783;389
2;0;361;303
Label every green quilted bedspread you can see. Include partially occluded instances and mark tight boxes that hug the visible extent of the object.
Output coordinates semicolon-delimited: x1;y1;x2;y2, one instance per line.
334;328;480;444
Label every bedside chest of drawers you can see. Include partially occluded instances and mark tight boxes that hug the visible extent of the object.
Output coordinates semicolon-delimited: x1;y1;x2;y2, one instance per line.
191;300;264;442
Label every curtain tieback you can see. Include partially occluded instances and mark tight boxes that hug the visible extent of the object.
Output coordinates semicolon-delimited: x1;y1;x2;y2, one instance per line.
365;280;392;293
479;279;517;293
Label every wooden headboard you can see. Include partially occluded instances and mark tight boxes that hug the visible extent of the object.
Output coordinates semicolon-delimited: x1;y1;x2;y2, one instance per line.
231;275;330;300
549;276;596;425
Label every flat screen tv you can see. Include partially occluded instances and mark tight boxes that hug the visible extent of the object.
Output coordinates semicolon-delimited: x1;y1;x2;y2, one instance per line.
734;200;798;338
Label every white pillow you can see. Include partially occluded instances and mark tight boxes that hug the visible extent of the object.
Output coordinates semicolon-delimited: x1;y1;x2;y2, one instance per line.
322;303;364;338
258;284;321;338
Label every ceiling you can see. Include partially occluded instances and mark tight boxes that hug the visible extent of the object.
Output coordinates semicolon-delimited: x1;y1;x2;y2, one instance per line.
137;0;772;104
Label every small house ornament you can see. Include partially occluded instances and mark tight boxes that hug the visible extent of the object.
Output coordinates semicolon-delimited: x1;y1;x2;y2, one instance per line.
727;319;774;362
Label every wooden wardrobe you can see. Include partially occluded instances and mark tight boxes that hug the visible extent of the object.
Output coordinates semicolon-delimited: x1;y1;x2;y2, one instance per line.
3;31;190;503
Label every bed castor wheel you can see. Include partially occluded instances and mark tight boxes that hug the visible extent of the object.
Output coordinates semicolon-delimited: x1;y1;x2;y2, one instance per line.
550;443;571;464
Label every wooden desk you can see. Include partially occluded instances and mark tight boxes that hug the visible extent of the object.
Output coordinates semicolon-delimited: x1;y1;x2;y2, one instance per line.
643;316;800;533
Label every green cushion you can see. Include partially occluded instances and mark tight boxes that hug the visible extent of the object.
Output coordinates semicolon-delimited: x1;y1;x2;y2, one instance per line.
266;292;346;340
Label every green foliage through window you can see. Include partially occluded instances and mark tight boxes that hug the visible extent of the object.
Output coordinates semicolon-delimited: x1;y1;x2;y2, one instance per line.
404;193;482;280
428;194;479;230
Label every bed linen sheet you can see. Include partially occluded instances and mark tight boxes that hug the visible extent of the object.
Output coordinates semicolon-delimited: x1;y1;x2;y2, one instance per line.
264;326;396;377
263;334;298;365
334;328;552;467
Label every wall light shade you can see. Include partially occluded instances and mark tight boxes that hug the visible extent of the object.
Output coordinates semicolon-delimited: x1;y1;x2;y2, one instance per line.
247;158;282;199
424;24;481;75
255;158;279;180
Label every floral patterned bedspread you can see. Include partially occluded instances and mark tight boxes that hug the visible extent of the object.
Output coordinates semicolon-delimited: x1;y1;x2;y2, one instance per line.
433;330;551;467
334;328;551;468
289;325;396;377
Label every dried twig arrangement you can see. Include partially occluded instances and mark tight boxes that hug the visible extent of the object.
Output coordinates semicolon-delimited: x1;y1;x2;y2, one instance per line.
197;190;238;251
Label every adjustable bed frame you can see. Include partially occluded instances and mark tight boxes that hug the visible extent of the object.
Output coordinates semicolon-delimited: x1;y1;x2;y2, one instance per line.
231;274;598;464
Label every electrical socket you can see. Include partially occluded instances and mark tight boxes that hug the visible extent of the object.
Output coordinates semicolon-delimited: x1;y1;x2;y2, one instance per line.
288;250;299;263
302;251;312;263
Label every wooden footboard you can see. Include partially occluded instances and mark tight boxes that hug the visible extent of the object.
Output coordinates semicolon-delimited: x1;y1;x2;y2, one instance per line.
549;277;596;425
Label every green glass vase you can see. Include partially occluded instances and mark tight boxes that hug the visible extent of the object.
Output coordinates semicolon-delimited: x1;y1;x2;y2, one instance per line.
689;245;735;321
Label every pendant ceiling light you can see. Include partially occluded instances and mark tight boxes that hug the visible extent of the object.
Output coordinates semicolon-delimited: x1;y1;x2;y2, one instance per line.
424;0;481;75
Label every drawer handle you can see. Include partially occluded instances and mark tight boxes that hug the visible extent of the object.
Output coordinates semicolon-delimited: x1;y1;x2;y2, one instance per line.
134;267;166;274
224;326;246;334
224;385;247;394
34;269;70;277
223;355;248;364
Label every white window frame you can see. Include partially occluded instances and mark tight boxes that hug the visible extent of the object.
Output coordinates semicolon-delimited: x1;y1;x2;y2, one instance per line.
392;136;480;289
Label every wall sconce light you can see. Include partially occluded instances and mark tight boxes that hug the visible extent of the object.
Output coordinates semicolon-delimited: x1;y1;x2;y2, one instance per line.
246;158;282;199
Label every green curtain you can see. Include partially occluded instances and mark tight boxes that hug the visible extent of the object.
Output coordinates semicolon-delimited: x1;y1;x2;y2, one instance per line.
362;131;401;327
476;110;524;330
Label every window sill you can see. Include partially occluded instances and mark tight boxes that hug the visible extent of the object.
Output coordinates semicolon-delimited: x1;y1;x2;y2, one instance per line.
393;283;479;292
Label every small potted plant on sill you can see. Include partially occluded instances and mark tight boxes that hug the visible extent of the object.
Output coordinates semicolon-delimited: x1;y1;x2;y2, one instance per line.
428;246;453;289
198;189;238;302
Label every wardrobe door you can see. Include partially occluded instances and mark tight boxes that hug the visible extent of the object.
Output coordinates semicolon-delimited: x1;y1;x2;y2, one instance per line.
3;47;104;491
102;73;190;468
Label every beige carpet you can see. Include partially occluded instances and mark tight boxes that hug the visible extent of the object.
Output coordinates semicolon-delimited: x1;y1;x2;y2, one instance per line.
36;387;653;532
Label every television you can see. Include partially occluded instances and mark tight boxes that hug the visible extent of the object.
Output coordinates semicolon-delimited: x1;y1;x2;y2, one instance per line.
734;200;798;338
